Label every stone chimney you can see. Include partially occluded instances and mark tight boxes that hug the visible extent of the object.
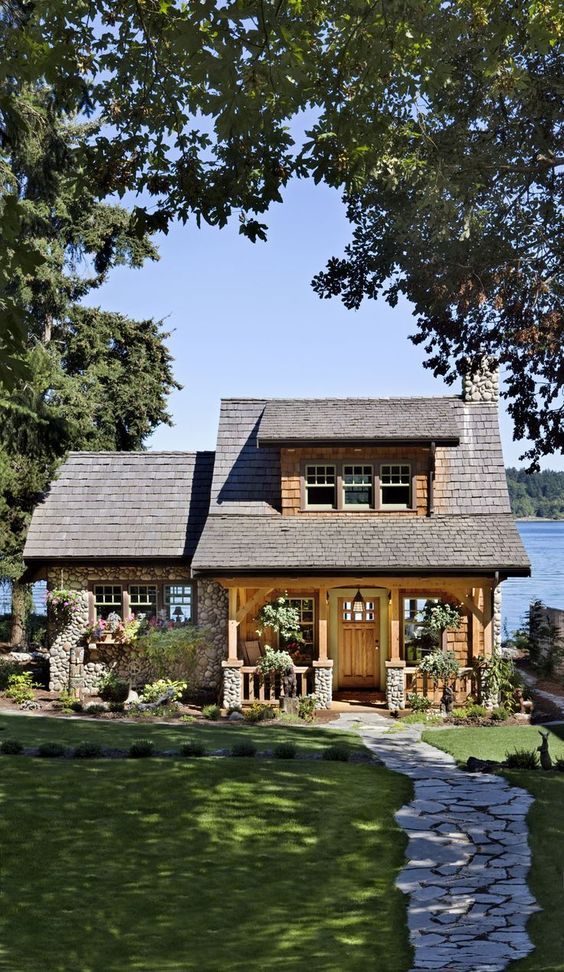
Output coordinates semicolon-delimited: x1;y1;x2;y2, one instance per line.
462;356;499;403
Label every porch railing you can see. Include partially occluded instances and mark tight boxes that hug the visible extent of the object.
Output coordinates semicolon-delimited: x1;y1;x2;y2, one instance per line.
240;665;314;704
405;666;477;705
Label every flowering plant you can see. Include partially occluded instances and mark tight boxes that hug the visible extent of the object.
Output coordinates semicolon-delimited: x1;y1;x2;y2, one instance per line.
85;613;143;645
47;589;83;626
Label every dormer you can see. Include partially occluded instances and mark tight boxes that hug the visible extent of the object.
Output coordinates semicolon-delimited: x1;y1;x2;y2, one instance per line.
256;398;461;517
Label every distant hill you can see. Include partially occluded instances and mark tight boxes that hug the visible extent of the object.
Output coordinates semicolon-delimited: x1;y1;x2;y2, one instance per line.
506;468;564;519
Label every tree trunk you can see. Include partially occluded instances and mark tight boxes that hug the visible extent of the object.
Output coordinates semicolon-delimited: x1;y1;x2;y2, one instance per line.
10;581;27;647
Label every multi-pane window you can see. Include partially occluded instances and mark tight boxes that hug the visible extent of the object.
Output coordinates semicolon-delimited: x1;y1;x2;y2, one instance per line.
341;600;376;623
403;597;439;662
343;465;373;507
129;585;158;620
286;597;315;657
305;465;336;508
381;464;411;509
164;584;192;622
94;585;122;619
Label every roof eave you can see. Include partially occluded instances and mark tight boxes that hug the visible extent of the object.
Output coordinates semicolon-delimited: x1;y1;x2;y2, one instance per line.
256;436;460;448
192;565;531;577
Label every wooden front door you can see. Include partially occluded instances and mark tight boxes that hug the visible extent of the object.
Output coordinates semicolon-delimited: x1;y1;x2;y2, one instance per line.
338;597;380;689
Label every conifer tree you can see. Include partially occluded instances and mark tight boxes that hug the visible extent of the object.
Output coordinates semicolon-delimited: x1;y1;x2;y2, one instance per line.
0;87;178;644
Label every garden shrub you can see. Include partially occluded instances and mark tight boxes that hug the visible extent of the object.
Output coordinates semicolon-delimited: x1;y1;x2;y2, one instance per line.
202;703;221;720
141;678;187;703
58;691;83;712
99;673;130;704
243;702;275;723
406;692;433;713
555;758;564;773
73;742;103;759
323;745;350;762
109;701;125;713
37;742;67;758
491;706;511;721
85;703;107;715
273;742;297;759
179;741;206;757
231;741;257;757
128;740;154;758
464;704;489;721
5;672;39;704
133;624;208;684
1;739;23;755
505;749;539;770
297;694;317;722
0;659;21;690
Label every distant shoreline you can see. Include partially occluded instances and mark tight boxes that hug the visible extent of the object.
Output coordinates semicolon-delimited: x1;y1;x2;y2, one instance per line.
515;517;564;522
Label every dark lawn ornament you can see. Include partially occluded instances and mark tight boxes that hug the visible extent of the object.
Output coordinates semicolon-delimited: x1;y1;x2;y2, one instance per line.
282;665;297;699
538;730;553;771
440;685;455;714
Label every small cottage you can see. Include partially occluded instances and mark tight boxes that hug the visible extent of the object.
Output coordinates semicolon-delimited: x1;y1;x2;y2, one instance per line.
24;361;530;708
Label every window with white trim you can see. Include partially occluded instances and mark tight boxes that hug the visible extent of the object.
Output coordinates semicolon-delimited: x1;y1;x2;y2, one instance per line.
129;585;158;619
164;584;192;623
94;585;122;619
402;597;440;662
380;464;411;509
305;464;336;509
343;464;373;508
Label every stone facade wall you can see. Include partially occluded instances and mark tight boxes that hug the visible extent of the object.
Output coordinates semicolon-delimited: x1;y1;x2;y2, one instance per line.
462;358;499;403
494;586;502;651
49;590;89;692
280;446;430;516
45;565;228;696
195;579;228;690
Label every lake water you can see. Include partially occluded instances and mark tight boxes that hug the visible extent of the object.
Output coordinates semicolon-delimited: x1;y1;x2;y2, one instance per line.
503;521;564;635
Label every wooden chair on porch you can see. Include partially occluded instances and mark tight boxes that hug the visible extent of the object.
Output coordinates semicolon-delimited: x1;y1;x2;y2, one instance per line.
243;640;263;665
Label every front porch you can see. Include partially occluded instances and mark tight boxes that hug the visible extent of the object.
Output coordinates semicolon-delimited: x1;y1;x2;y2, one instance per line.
217;575;498;711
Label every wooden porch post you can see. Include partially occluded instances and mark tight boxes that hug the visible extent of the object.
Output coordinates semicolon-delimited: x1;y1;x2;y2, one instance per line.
318;588;328;661
470;588;482;660
389;588;401;660
483;585;494;657
228;587;239;661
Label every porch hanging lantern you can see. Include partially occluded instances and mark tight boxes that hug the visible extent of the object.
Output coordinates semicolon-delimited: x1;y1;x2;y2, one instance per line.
352;589;365;612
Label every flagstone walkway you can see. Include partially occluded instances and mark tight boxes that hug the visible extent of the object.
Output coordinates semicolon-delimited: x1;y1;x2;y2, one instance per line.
328;715;540;972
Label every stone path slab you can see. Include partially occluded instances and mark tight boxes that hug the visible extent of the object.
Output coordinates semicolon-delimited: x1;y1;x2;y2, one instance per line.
328;715;539;972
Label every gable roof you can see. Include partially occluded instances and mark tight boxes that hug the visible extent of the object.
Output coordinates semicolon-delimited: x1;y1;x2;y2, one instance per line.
23;451;214;561
192;396;529;575
257;397;461;445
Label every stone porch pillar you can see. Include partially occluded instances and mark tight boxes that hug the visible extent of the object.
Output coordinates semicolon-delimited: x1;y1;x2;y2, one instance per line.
385;660;406;711
222;659;243;711
313;660;333;709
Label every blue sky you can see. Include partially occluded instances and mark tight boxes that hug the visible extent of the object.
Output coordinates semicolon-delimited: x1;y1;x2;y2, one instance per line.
85;177;563;470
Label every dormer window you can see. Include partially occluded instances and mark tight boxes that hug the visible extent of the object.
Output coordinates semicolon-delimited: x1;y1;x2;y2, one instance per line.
380;464;411;509
305;464;336;509
343;465;373;508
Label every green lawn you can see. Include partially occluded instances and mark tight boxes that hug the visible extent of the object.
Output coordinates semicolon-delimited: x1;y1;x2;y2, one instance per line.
0;758;412;972
0;712;364;755
422;724;564;972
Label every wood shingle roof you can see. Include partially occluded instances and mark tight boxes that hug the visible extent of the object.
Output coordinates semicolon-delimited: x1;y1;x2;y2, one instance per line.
24;452;214;561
